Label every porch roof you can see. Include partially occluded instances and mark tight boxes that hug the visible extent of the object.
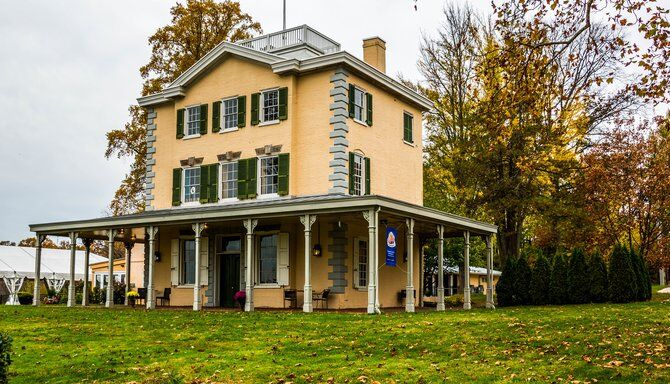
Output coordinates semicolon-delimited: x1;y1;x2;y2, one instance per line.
29;194;497;240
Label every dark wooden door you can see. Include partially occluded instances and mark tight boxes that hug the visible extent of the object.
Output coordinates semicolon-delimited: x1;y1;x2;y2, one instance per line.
220;254;240;308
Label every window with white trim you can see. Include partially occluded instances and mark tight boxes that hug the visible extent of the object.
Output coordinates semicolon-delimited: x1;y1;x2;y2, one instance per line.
261;89;279;123
353;87;366;122
183;167;201;203
259;156;279;196
354;238;368;288
94;272;125;289
223;98;238;130
220;161;238;199
352;154;365;196
186;106;200;136
181;239;196;285
258;234;278;284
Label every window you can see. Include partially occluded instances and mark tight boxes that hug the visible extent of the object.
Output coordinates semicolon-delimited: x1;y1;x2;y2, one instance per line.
352;154;365;196
258;234;278;284
181;239;196;285
94;272;125;289
259;156;279;196
403;112;414;143
223;98;238;130
220;161;238;199
354;238;368;288
353;87;365;122
183;167;201;204
186;106;201;136
261;89;279;123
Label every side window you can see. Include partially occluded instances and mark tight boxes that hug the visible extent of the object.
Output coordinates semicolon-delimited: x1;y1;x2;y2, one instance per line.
220;161;239;199
223;98;238;130
182;167;201;204
353;87;365;122
181;239;196;285
261;89;279;123
259;156;279;196
354;238;368;288
403;112;414;143
258;234;278;284
185;106;201;137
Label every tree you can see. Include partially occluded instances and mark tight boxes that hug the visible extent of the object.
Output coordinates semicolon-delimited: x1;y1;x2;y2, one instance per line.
513;256;532;305
568;249;590;304
587;253;608;303
549;255;569;304
105;0;261;215
529;254;551;305
630;248;652;301
608;244;637;303
495;257;516;307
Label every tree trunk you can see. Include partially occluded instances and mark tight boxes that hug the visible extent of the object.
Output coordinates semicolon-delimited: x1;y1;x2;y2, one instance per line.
497;208;523;265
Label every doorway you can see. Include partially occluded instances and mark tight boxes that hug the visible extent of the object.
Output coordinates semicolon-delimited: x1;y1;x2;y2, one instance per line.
216;236;242;308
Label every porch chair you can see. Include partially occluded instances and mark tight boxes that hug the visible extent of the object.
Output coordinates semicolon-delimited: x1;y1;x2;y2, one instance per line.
312;289;331;309
137;288;147;305
156;288;171;307
283;288;297;308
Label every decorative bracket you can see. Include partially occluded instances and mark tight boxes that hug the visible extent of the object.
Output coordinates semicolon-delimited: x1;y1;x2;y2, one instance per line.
300;214;317;230
244;219;258;234
192;223;206;238
69;232;79;247
147;226;158;241
106;229;118;243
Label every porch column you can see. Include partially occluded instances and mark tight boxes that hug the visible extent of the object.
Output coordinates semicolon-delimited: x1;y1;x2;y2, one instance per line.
463;230;471;310
300;214;317;312
436;225;445;311
33;234;45;306
106;229;117;308
485;235;496;309
405;218;415;312
82;238;93;306
193;223;205;311
244;218;258;312
67;232;78;307
363;209;377;314
660;268;667;286
146;226;158;309
124;241;134;305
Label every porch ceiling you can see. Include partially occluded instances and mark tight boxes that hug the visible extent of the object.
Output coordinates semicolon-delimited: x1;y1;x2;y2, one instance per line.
29;194;497;239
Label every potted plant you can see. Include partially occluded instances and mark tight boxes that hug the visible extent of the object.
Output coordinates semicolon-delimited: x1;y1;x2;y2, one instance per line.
126;291;140;307
233;290;246;310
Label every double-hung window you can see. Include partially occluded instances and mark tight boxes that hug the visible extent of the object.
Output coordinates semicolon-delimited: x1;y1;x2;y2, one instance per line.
352;154;365;196
181;239;196;285
223;98;238;131
353;87;366;122
258;234;278;284
259;156;279;196
261;89;279;123
183;167;201;204
186;106;201;137
220;161;238;200
354;238;368;288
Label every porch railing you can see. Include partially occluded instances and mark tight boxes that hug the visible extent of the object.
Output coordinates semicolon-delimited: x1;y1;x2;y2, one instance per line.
238;25;340;55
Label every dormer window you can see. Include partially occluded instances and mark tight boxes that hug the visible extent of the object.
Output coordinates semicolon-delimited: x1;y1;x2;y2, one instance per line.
261;89;279;123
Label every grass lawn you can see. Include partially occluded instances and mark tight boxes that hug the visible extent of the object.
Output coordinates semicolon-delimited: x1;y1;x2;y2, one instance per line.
2;289;670;383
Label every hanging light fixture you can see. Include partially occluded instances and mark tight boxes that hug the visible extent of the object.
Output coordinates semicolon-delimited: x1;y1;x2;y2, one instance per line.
312;220;322;257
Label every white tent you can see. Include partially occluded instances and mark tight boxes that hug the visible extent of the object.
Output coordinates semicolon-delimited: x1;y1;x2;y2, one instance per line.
0;245;107;280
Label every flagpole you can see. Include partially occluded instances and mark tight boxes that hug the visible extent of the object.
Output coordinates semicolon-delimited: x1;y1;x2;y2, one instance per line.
283;0;286;30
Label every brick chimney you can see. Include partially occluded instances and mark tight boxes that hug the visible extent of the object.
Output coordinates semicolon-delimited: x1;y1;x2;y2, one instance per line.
362;37;386;73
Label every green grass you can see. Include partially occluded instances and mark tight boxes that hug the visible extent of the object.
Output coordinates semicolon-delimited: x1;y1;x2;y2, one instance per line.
2;289;670;383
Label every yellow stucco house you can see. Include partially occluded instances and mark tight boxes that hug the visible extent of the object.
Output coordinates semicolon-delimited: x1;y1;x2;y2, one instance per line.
30;26;497;313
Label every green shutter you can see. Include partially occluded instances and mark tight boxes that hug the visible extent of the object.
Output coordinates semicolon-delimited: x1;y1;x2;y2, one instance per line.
348;152;355;195
199;104;208;135
176;109;185;139
278;153;289;196
348;84;355;118
237;95;246;127
212;101;221;133
251;93;260;125
404;113;413;143
247;158;257;198
172;168;182;206
365;93;373;126
208;164;218;203
238;159;249;199
199;165;210;204
365;157;371;195
278;87;288;120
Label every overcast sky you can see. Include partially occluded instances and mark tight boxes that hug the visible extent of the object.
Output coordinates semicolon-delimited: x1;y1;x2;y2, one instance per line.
0;0;493;243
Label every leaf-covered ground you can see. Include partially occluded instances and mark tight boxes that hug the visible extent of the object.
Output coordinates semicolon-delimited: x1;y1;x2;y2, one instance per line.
2;290;670;383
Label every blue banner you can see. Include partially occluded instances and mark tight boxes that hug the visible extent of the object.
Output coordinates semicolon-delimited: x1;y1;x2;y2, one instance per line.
385;227;398;267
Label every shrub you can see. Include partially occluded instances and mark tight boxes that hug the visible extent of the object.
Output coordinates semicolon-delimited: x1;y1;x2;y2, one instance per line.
568;249;591;304
530;254;551;305
587;253;608;303
496;257;517;307
549;255;569;305
0;332;11;384
17;292;33;305
444;294;464;307
514;256;532;305
609;244;637;303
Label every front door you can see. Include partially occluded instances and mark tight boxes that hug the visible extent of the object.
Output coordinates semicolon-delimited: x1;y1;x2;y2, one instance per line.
220;254;240;308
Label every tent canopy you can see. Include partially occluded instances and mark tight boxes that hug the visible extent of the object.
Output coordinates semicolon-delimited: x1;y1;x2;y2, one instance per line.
0;245;106;280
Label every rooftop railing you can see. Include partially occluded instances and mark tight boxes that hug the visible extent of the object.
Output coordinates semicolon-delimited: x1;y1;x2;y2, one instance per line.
238;25;340;55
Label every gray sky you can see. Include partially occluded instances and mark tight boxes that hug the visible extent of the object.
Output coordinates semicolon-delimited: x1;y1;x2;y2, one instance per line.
0;0;491;242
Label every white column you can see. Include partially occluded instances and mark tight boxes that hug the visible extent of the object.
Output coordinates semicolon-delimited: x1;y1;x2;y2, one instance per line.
300;214;317;312
67;232;78;307
192;223;205;311
124;241;133;305
146;226;158;309
436;225;445;311
405;218;415;312
244;218;258;312
105;230;117;308
33;235;44;306
485;235;496;309
660;268;666;286
82;239;92;306
363;209;377;314
463;230;471;310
